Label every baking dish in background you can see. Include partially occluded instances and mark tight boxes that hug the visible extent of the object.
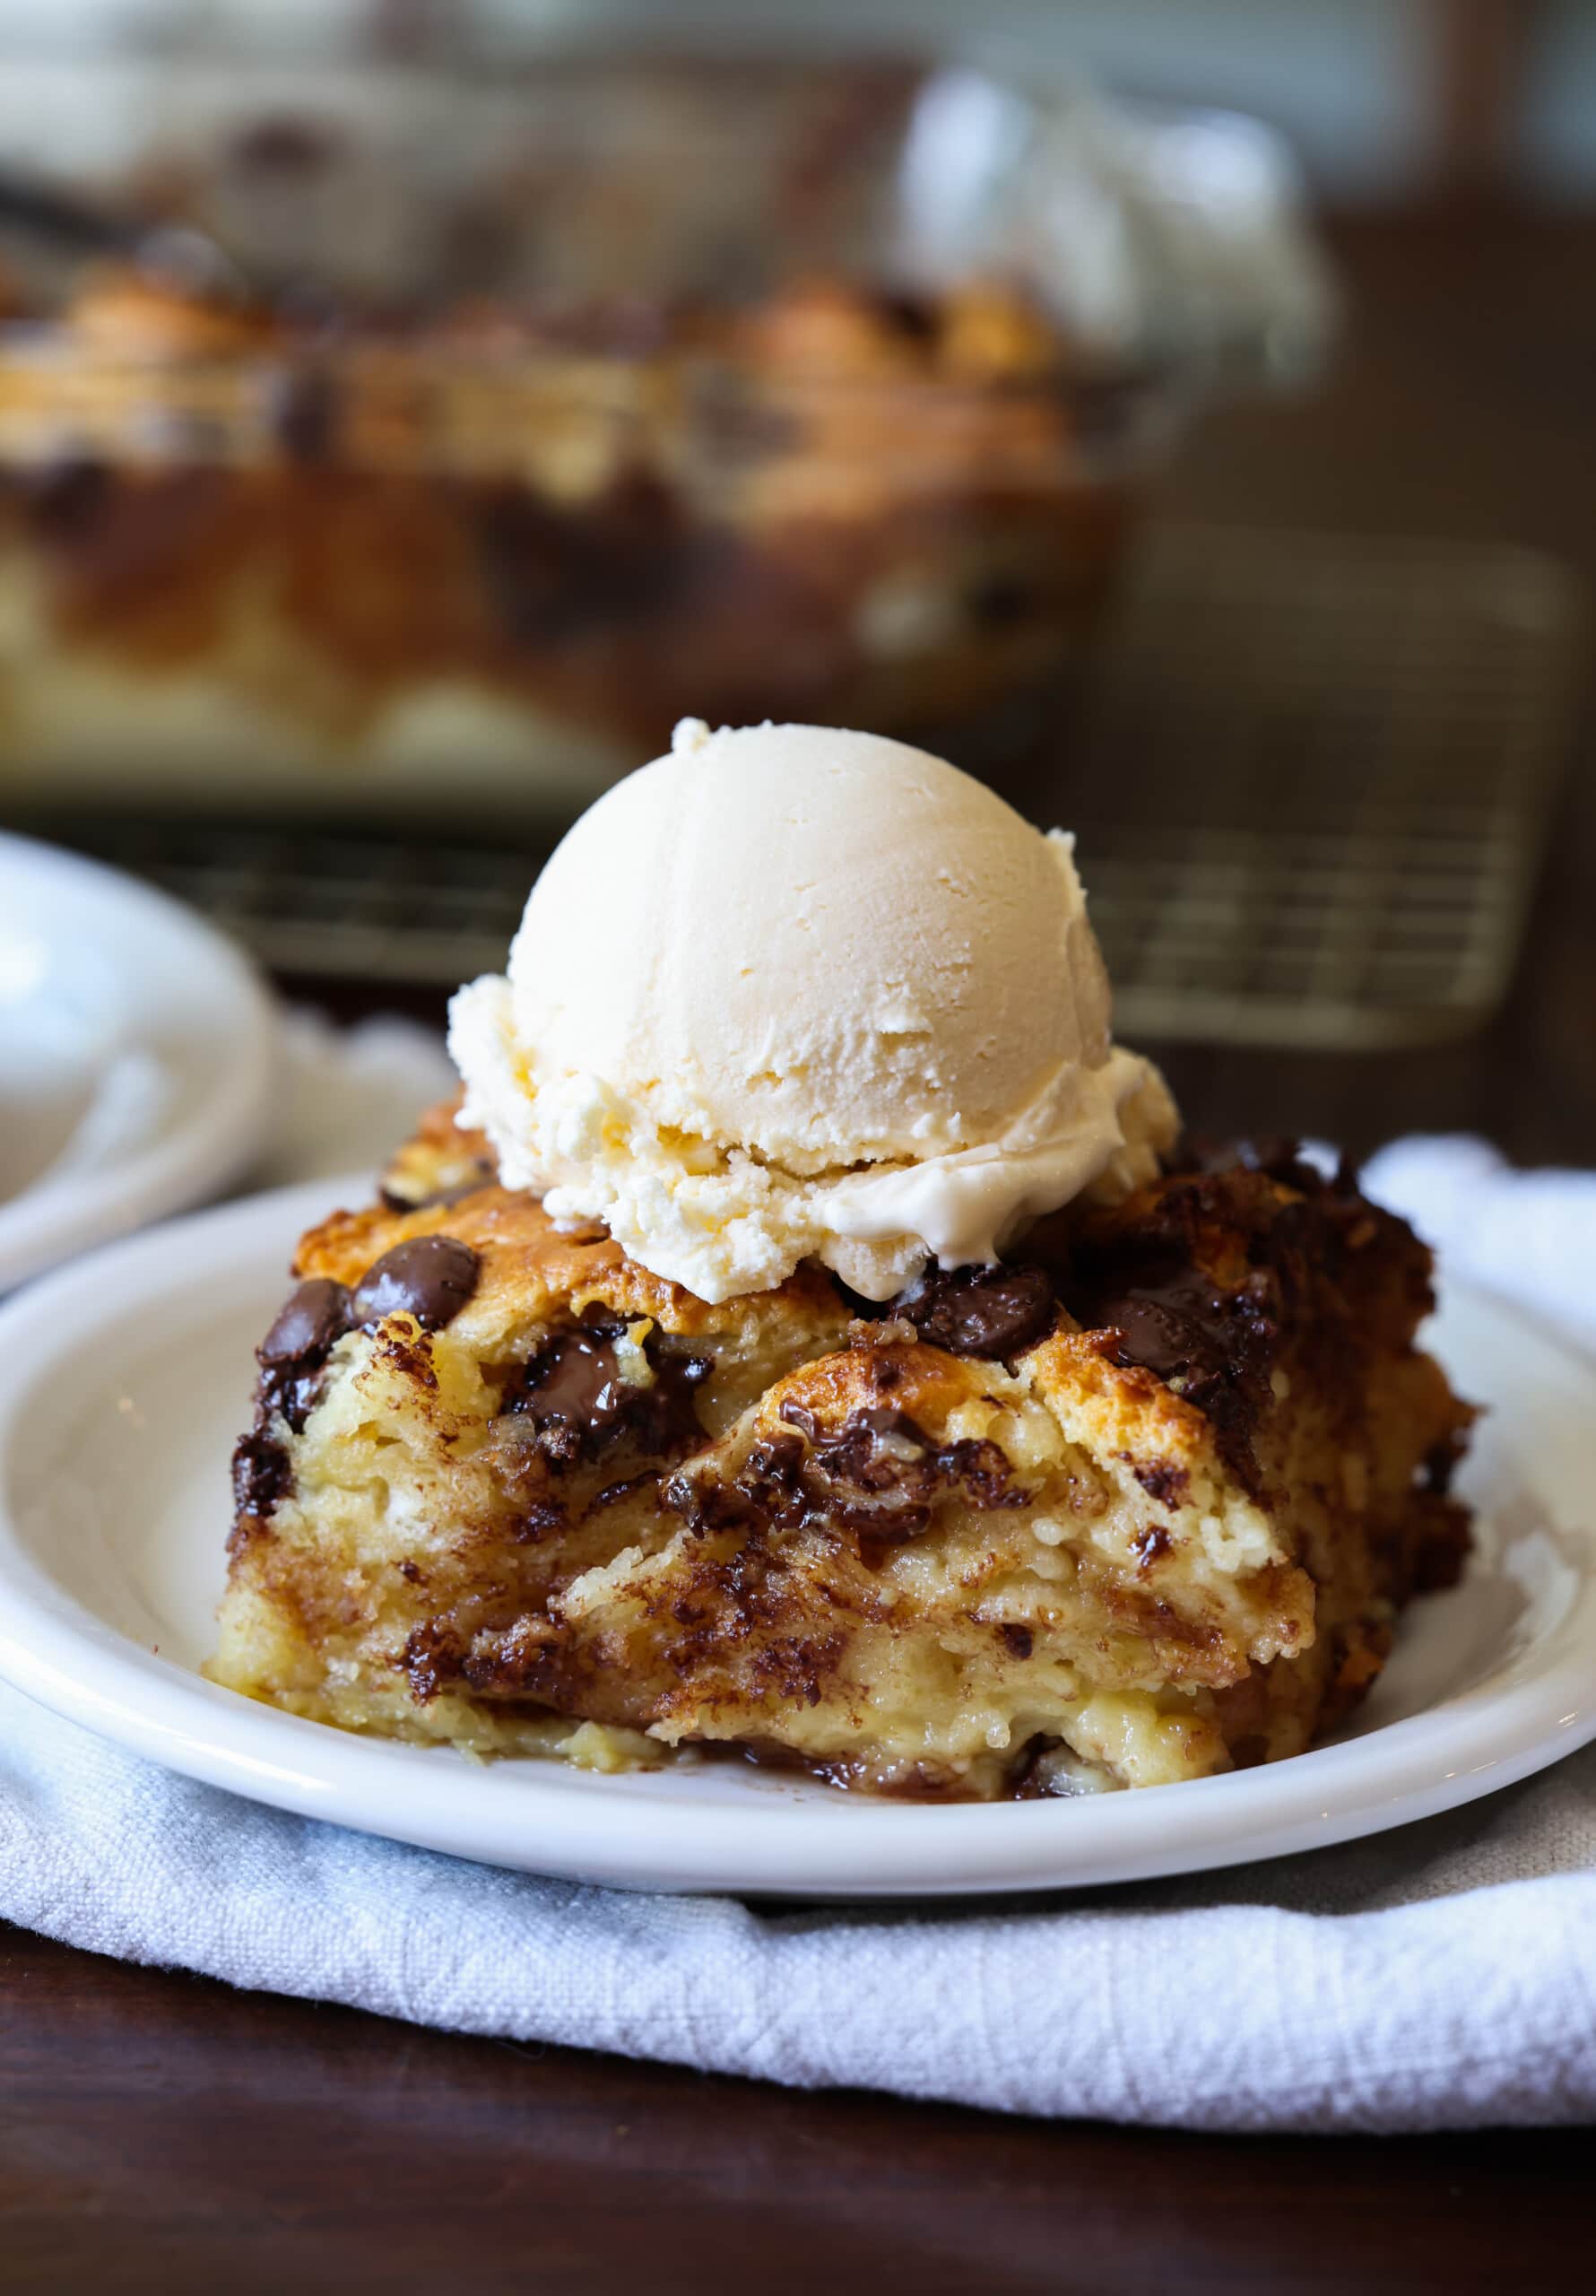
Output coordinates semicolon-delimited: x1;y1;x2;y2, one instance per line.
0;53;1328;822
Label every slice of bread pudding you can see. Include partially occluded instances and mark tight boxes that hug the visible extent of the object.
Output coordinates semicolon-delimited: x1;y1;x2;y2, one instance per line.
209;1112;1473;1797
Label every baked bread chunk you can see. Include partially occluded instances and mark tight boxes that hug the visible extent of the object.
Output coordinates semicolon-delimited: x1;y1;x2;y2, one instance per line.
209;1116;1473;1797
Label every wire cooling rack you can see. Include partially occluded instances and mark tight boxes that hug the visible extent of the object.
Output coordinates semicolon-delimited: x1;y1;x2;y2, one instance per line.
1061;526;1583;1047
19;524;1584;1049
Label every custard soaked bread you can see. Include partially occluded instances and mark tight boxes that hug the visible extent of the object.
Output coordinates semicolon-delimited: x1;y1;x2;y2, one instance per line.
210;1124;1472;1797
212;724;1474;1795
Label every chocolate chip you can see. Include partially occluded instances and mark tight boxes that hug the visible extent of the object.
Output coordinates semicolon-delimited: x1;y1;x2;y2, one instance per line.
507;1326;710;1470
1080;1261;1283;1495
231;1428;291;1520
1132;1459;1189;1509
665;1432;808;1537
353;1235;480;1330
670;1396;1023;1570
259;1277;351;1365
248;1274;354;1453
781;1403;929;1495
1083;1259;1277;1395
514;1329;630;1465
890;1263;1057;1359
239;1239;470;1546
1060;1171;1301;1496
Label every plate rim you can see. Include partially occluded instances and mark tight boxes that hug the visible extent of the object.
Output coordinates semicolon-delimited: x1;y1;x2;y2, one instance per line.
0;831;278;1291
0;1173;1592;1900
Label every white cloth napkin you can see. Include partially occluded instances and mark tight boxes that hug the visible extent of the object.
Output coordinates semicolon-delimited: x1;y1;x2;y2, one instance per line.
4;1022;1595;2133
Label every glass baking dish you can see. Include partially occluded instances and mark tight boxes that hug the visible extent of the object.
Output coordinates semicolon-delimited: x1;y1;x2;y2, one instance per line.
0;50;1327;822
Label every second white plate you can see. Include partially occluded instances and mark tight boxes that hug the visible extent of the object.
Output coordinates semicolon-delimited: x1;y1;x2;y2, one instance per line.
0;1176;1592;1899
0;832;276;1292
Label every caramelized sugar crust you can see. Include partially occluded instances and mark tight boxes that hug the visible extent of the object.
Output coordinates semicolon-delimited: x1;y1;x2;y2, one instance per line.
208;1112;1473;1797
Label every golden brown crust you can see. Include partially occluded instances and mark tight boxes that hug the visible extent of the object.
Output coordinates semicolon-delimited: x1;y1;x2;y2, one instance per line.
210;1126;1474;1797
299;1180;841;1344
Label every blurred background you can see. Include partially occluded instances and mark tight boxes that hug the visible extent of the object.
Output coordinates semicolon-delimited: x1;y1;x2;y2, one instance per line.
0;0;1591;1163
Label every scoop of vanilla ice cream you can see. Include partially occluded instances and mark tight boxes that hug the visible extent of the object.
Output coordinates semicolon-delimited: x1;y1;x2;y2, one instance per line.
449;719;1176;1303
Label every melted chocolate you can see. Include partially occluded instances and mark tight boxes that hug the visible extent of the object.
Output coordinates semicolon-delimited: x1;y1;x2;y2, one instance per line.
670;1401;1020;1569
1132;1459;1190;1509
352;1235;480;1330
777;1405;1019;1525
508;1321;710;1470
259;1276;351;1366
1075;1250;1279;1485
230;1427;291;1523
1090;1261;1248;1381
1060;1153;1315;1492
783;1404;921;1491
665;1432;810;1537
256;1274;351;1431
231;1274;354;1533
889;1262;1057;1359
231;1235;480;1535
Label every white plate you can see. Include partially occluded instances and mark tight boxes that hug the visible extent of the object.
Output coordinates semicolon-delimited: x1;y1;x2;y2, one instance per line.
0;832;276;1291
0;1174;1592;1900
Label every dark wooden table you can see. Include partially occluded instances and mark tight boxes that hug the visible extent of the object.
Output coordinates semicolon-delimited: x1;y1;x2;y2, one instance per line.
4;207;1592;2292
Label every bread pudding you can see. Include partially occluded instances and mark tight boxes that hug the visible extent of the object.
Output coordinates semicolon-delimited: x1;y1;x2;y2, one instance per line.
209;720;1473;1798
0;269;1126;816
209;1113;1472;1798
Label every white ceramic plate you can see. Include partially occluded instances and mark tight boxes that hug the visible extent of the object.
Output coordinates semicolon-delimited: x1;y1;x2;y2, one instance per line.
0;1174;1592;1900
0;832;276;1292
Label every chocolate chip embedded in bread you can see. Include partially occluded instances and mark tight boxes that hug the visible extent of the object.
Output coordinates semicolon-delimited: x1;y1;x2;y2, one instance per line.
354;1235;481;1331
259;1277;351;1366
234;1278;345;1538
230;1428;291;1522
891;1263;1056;1359
508;1327;711;1469
253;1276;354;1439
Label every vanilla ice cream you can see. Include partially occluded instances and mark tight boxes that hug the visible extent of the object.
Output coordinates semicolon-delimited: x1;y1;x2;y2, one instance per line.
449;719;1176;1302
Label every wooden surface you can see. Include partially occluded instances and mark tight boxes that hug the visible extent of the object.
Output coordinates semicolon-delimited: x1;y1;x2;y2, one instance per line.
4;208;1593;2290
0;1917;1590;2296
